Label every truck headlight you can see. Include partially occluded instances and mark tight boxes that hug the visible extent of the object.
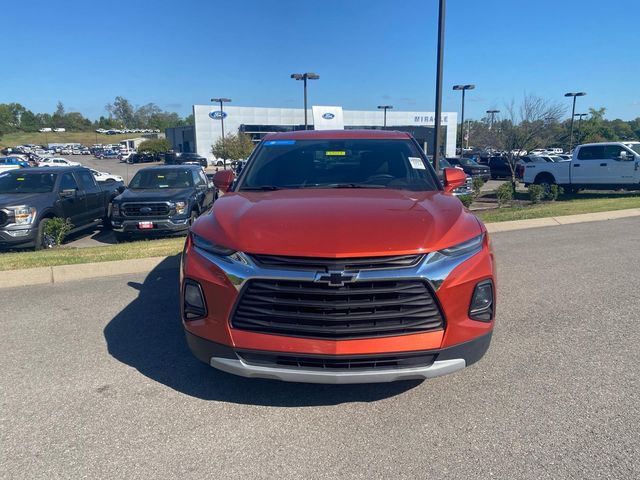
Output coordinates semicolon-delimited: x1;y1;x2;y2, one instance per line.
11;206;36;225
175;201;187;215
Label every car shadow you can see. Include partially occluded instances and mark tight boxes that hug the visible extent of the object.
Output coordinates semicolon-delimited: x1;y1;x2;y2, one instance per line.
103;256;421;406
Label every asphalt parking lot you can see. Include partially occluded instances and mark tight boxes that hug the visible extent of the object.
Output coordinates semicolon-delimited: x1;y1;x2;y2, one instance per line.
2;217;638;479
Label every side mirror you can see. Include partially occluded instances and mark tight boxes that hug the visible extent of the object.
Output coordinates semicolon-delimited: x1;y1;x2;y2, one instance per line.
443;167;467;193
60;188;76;198
213;170;235;192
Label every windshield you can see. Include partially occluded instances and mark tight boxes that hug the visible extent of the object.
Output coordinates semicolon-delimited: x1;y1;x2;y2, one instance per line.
458;158;478;166
129;169;194;189
625;143;640;155
238;139;438;191
0;172;57;193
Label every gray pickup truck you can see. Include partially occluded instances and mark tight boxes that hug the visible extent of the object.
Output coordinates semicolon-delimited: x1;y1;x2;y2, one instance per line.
0;167;121;250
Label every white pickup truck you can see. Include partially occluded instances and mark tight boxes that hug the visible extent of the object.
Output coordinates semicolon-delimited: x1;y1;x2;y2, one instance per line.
522;142;640;191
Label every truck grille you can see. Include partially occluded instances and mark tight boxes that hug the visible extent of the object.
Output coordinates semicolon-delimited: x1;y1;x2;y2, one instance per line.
249;254;423;271
122;202;170;217
0;211;8;227
237;350;436;370
232;279;444;339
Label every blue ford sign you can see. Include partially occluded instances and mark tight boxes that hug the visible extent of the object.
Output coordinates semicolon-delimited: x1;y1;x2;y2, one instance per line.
209;111;227;120
322;113;335;120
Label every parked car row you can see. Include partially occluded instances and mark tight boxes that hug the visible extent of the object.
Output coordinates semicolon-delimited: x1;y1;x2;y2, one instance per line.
0;165;217;250
96;128;160;135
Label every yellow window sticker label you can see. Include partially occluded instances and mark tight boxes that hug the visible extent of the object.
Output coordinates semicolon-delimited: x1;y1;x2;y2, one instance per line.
325;151;346;156
17;177;25;181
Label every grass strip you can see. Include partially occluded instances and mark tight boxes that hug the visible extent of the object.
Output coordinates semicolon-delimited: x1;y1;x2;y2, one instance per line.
0;237;184;271
477;194;640;223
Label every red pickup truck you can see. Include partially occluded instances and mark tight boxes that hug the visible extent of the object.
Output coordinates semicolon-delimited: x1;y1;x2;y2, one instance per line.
180;130;496;383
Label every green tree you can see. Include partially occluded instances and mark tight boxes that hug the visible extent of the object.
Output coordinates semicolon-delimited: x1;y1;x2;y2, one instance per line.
106;96;135;126
211;133;255;167
52;101;66;128
137;138;172;154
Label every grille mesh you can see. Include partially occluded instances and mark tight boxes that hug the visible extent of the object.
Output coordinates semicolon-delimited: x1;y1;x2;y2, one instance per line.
249;254;423;271
122;202;170;217
232;279;444;339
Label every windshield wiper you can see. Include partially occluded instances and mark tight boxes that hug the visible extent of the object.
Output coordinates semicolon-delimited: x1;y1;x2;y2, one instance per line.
240;185;282;191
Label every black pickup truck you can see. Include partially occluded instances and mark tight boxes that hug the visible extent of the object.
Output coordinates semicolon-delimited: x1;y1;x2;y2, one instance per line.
110;165;215;241
0;167;122;250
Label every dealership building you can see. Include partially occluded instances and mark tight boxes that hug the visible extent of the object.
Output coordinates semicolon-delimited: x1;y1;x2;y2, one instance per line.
166;105;458;163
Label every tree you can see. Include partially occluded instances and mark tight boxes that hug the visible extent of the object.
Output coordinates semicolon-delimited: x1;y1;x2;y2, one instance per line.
137;138;172;154
52;101;66;128
489;94;565;191
211;133;255;167
106;96;135;126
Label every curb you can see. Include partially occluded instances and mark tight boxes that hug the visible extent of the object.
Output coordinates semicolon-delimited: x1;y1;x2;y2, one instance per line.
0;256;178;289
1;207;639;289
485;207;640;233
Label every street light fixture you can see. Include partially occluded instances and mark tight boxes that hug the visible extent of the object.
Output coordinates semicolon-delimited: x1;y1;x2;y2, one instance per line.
210;97;232;140
453;84;475;152
486;109;500;130
291;72;320;130
564;92;586;152
432;0;446;171
574;113;588;145
377;105;393;128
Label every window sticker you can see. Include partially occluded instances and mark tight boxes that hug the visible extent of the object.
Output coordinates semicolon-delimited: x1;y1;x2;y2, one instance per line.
16;177;25;181
325;151;346;156
264;140;296;146
408;157;426;170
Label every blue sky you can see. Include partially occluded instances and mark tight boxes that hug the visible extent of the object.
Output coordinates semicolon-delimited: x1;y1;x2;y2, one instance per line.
2;0;639;121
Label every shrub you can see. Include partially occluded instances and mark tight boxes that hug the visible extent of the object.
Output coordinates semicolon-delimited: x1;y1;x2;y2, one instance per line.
458;194;474;208
545;184;564;201
496;182;513;207
528;184;544;204
472;177;484;198
43;217;73;247
137;138;172;155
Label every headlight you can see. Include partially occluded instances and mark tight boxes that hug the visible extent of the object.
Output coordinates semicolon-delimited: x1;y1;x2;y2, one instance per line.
10;206;37;225
175;201;187;215
191;232;236;256
438;233;484;257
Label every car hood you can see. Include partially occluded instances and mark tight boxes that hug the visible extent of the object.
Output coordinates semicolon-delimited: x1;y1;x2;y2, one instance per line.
192;189;482;257
115;188;193;203
0;192;52;207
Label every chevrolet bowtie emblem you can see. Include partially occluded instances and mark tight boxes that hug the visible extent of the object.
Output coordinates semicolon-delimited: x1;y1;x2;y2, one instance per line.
314;270;358;287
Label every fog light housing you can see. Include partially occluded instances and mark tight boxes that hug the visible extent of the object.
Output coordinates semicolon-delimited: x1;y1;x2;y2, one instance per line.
469;280;494;321
183;279;207;320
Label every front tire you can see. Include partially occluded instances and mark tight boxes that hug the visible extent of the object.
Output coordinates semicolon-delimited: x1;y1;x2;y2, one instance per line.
114;232;131;243
35;218;55;251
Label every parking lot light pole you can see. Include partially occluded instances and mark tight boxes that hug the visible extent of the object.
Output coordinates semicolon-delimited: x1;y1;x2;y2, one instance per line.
432;0;446;171
211;98;232;141
486;109;500;130
291;73;320;130
377;105;393;128
564;92;586;152
453;84;475;152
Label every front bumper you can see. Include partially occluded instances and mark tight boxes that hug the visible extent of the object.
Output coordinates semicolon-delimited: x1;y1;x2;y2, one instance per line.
186;330;492;384
111;217;190;234
0;226;37;248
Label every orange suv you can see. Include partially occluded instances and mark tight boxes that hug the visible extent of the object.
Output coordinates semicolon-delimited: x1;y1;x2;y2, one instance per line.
181;130;496;383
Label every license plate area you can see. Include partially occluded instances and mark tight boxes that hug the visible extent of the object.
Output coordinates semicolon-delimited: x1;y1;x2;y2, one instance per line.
138;221;154;229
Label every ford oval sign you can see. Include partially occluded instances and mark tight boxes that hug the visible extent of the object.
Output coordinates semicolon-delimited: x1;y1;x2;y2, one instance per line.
209;111;227;120
322;113;335;120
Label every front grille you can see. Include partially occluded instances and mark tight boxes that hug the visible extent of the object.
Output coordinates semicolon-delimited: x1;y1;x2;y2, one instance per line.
237;350;436;370
232;279;444;339
122;202;170;217
0;211;8;227
249;254;423;271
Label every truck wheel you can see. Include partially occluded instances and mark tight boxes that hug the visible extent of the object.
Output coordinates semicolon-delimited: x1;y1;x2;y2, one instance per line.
534;174;555;194
189;211;198;226
35;219;55;251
